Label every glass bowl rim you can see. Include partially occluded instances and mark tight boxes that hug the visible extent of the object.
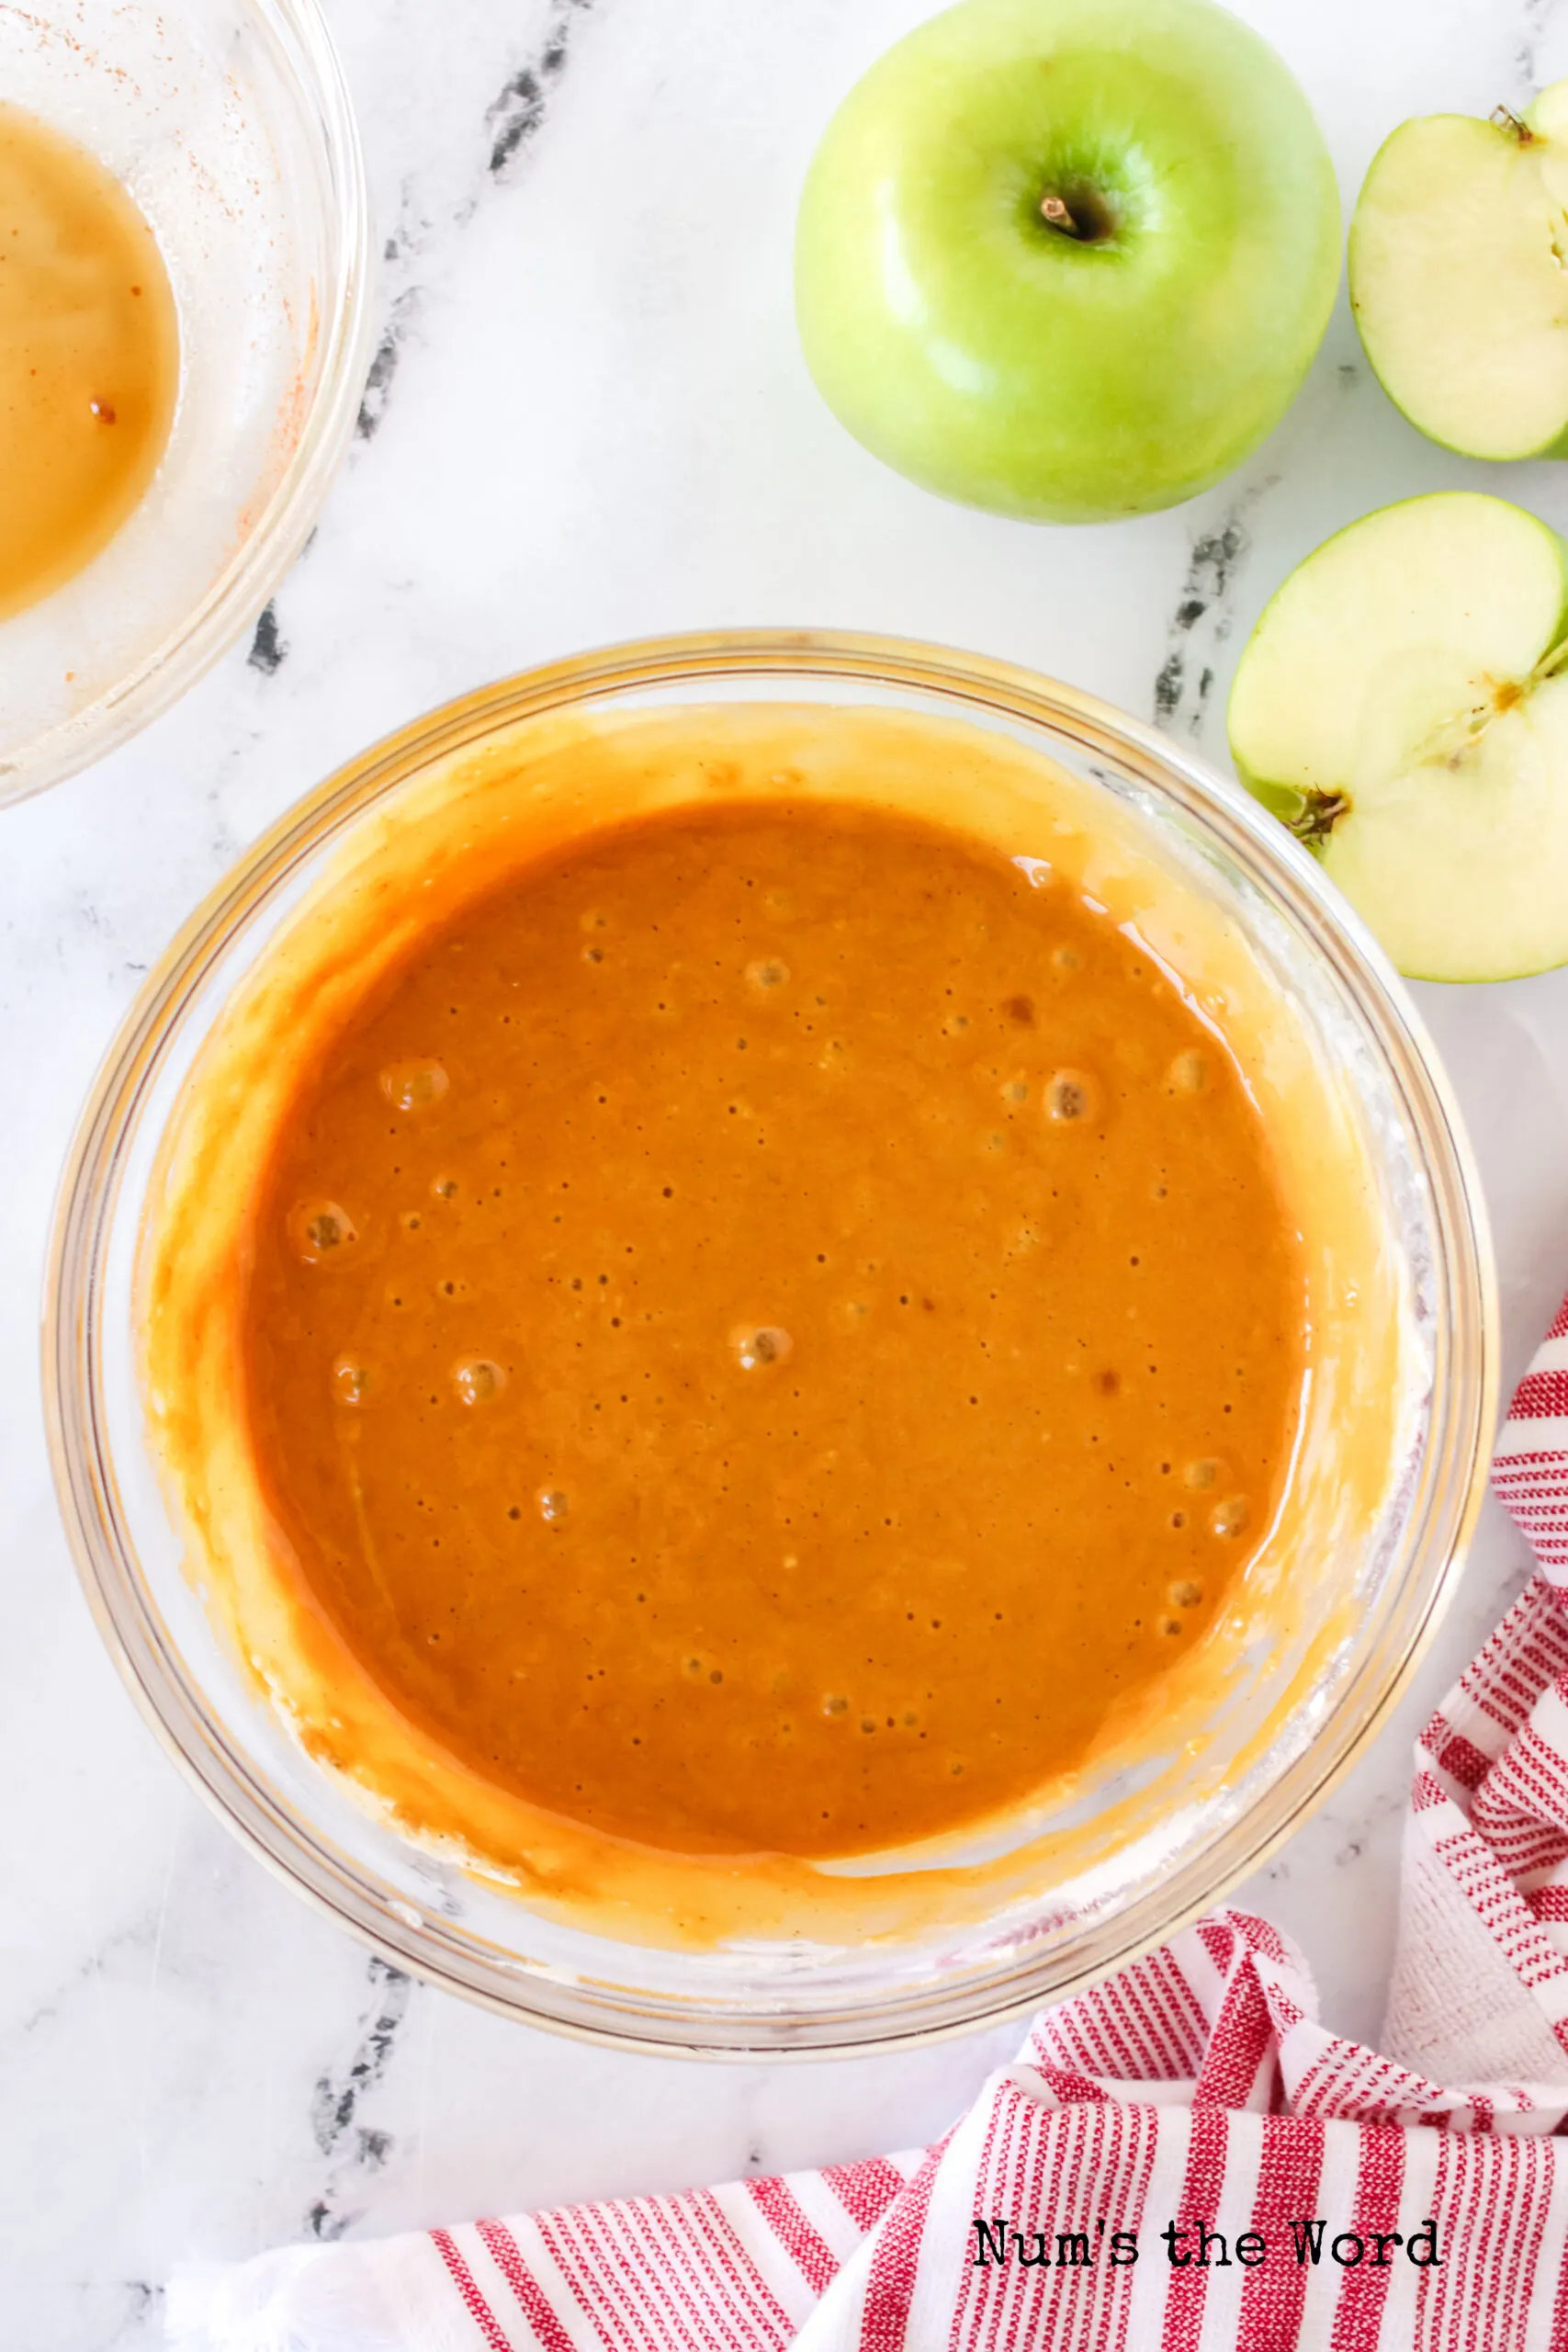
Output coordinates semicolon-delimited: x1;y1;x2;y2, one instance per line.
2;0;375;810
43;627;1500;2057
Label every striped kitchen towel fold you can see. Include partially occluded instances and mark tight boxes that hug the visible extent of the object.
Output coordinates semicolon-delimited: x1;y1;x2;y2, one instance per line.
169;1300;1568;2352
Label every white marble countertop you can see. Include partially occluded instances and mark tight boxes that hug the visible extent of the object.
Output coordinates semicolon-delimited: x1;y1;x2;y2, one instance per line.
8;0;1568;2340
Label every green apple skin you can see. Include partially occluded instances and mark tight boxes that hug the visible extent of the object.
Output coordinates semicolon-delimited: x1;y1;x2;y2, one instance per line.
1227;492;1568;984
1349;81;1568;463
794;0;1341;525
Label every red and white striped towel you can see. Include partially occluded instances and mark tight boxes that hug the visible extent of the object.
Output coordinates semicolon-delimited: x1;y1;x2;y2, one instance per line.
170;1298;1568;2352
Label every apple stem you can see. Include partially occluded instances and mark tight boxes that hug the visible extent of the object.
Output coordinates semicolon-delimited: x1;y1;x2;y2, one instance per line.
1040;194;1082;236
1490;102;1536;145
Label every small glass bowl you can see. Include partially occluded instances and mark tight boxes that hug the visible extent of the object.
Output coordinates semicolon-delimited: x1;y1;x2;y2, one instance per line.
0;0;371;807
45;633;1497;2056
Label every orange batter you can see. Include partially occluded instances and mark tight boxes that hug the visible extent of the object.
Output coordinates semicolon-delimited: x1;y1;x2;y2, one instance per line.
239;800;1304;1861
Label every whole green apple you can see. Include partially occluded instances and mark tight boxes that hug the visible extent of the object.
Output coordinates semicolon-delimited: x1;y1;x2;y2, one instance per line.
795;0;1341;524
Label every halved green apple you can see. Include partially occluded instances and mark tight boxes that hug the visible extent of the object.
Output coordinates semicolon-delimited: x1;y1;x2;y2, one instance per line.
1227;492;1568;981
1350;80;1568;458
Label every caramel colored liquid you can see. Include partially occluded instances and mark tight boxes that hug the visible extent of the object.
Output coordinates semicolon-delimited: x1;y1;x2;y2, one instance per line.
0;105;178;620
240;801;1305;1862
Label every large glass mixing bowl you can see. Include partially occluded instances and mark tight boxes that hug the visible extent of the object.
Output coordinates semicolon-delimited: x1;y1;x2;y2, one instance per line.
44;633;1497;2054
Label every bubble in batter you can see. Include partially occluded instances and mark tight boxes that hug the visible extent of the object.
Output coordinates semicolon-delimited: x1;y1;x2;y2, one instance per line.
1210;1495;1249;1539
745;958;789;991
538;1487;570;1524
379;1058;449;1112
453;1356;506;1405
1045;1069;1098;1124
1183;1458;1220;1490
732;1324;793;1370
289;1201;357;1263
1168;1049;1209;1096
331;1355;371;1407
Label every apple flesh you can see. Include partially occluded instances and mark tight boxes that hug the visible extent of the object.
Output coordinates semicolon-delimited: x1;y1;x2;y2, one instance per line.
1227;492;1568;982
1349;81;1568;460
794;0;1341;525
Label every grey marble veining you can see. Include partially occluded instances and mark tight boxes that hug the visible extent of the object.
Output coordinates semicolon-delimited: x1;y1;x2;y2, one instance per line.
5;0;1568;2343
